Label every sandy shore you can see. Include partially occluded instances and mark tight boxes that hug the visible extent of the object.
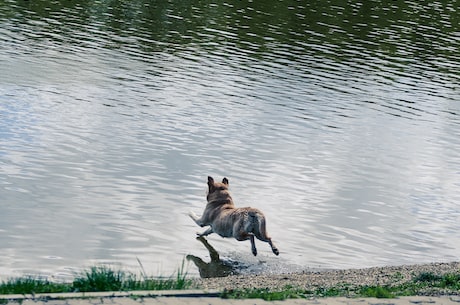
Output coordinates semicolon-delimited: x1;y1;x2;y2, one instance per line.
193;261;460;295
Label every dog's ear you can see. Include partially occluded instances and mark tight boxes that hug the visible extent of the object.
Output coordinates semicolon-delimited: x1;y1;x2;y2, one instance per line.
207;176;216;193
207;176;215;190
222;177;229;185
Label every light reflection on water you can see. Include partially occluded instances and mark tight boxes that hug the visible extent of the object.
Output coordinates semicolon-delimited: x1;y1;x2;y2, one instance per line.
1;0;459;279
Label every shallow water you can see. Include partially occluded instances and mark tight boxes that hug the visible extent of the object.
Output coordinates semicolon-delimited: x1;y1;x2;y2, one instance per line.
1;0;459;280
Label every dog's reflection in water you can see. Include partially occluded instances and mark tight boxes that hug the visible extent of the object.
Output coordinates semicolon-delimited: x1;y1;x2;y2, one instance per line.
187;236;241;278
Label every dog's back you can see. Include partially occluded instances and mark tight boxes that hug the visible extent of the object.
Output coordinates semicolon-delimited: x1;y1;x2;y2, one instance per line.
207;206;261;239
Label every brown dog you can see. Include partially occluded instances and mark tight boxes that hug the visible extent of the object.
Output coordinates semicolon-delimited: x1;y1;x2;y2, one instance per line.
189;176;279;256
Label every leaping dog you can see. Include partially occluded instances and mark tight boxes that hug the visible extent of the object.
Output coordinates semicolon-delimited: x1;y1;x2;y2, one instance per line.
189;176;279;256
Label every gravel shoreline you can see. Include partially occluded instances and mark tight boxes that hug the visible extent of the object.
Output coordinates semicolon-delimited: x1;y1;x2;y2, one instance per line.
193;261;460;294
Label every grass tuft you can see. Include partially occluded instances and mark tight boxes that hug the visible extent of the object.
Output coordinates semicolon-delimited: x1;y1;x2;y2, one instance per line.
222;288;304;301
0;277;72;295
413;272;460;290
72;266;126;292
359;286;394;298
0;261;192;295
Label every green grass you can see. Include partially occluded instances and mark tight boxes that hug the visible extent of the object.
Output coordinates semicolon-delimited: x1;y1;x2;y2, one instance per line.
0;262;192;295
222;287;304;301
358;286;395;298
0;277;72;295
222;271;460;301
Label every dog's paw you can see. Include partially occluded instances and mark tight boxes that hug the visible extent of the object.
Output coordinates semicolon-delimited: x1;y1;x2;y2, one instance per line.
188;211;198;220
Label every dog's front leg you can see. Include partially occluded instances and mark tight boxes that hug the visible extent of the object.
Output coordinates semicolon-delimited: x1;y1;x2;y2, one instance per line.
197;227;213;237
189;211;206;227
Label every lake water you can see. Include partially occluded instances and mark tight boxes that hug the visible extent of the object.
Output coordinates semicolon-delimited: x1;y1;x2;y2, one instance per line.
1;0;459;280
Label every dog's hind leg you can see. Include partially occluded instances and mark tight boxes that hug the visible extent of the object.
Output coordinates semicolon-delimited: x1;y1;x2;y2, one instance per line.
234;231;258;256
267;238;279;256
249;234;257;256
255;234;278;256
254;217;279;256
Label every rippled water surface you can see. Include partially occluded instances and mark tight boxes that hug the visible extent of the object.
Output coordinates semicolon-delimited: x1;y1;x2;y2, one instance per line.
1;0;459;279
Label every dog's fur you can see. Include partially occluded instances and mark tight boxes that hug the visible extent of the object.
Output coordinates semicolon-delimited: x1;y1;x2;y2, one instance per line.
189;176;279;256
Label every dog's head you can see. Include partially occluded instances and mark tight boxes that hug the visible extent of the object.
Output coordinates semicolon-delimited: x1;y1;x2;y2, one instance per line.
207;176;230;202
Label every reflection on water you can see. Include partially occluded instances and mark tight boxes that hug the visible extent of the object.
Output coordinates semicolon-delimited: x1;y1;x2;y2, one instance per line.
187;237;241;278
0;0;459;280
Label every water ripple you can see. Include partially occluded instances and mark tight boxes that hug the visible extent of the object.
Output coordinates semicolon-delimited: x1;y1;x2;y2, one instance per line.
1;0;459;279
